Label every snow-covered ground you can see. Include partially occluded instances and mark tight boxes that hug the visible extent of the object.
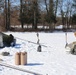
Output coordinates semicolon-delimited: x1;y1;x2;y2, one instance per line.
0;32;76;75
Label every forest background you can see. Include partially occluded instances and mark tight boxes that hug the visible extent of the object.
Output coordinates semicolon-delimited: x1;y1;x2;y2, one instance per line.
0;0;76;31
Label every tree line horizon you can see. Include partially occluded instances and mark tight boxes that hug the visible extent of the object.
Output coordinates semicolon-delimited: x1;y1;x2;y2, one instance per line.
0;0;76;31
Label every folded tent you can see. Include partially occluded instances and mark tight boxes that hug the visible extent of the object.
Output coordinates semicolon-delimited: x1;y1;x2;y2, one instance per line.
0;32;16;48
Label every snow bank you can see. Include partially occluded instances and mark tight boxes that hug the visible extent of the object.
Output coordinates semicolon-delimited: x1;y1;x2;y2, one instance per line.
0;32;76;75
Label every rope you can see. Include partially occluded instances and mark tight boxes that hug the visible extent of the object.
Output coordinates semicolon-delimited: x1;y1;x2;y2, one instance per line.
0;32;49;47
15;36;48;47
0;62;42;75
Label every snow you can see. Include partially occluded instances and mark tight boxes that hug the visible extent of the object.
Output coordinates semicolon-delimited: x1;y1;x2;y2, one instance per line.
0;32;76;75
55;25;63;29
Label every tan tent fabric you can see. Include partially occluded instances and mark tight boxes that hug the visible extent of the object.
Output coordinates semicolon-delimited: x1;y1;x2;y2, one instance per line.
74;32;76;37
21;52;27;65
15;52;21;65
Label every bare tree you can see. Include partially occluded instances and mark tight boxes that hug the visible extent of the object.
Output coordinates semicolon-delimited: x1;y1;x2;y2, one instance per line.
5;0;8;30
44;0;49;14
31;0;40;29
54;0;59;19
20;0;24;28
7;0;10;30
58;0;65;28
4;0;10;30
49;0;56;29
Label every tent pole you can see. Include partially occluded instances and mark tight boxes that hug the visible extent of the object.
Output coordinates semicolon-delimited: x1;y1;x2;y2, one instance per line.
65;32;68;47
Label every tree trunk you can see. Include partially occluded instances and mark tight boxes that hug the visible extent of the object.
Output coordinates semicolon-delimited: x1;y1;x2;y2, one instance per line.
5;0;8;30
7;0;10;30
55;0;59;19
32;0;38;29
49;0;54;30
34;11;37;29
20;0;24;29
5;0;10;30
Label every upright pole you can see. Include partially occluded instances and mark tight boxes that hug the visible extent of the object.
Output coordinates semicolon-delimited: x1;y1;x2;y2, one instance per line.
37;32;39;44
36;33;42;52
65;32;67;47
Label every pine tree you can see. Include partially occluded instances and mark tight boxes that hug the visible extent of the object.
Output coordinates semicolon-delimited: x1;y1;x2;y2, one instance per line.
48;0;56;29
31;0;40;29
19;0;30;28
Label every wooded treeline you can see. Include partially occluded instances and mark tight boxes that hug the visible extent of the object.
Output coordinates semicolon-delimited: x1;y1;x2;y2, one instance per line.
0;0;76;31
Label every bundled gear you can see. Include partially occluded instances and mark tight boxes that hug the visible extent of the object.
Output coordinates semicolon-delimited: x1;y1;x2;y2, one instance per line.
0;32;16;48
66;42;76;55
